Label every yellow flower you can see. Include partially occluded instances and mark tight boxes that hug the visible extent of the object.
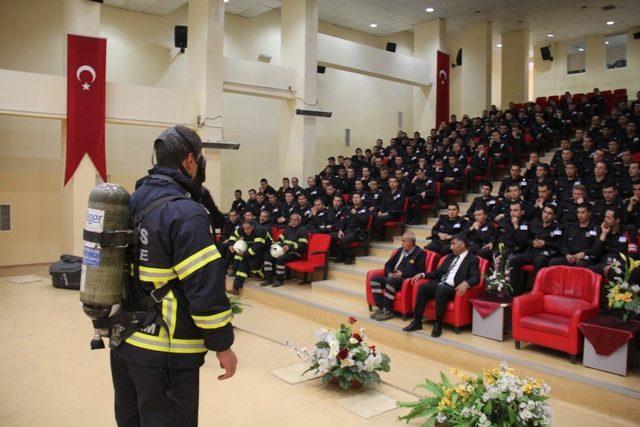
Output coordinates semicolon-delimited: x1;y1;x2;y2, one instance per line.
615;292;633;302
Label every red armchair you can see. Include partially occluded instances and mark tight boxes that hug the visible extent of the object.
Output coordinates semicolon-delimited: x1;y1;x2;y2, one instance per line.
411;256;489;332
512;266;601;362
365;249;439;320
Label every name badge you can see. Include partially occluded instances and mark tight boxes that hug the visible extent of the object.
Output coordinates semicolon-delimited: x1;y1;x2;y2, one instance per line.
619;236;628;243
453;223;461;228
453;168;459;172
552;229;562;236
575;180;581;185
394;194;401;199
488;200;496;205
481;226;489;232
409;259;415;264
520;180;527;186
427;180;433;184
520;224;528;230
588;230;597;236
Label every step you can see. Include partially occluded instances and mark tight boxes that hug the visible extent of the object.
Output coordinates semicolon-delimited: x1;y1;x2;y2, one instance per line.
327;262;368;283
238;282;640;424
311;278;365;303
369;242;396;258
353;255;387;269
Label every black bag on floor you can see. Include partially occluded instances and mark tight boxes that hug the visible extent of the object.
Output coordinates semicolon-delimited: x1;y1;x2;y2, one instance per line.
49;254;83;290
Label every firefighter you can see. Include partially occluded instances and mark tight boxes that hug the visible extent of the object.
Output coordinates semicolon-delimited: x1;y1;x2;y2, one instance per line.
261;213;308;287
111;125;236;426
230;220;272;294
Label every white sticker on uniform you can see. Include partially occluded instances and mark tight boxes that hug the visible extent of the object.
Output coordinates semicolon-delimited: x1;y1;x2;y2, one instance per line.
520;224;528;230
453;223;461;228
619;236;627;243
589;230;597;236
553;229;562;236
488;200;496;205
481;226;489;231
85;208;105;233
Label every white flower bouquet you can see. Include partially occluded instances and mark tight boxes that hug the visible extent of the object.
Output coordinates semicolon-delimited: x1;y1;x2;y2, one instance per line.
398;362;552;426
286;317;390;390
486;243;514;297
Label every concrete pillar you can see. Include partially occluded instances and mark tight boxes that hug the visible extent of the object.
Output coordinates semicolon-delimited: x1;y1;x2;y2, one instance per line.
188;0;224;203
60;0;101;256
501;29;529;107
279;0;318;180
461;21;492;116
412;18;446;133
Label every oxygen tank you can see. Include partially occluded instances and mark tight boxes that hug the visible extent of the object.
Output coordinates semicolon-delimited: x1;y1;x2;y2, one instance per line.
80;183;130;324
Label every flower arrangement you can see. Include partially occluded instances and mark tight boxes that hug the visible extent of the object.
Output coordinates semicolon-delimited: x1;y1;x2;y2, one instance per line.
606;254;640;322
486;243;514;297
286;317;391;390
398;362;552;427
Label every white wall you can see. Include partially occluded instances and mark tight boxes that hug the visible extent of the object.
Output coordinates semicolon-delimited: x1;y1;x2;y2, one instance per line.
534;30;640;98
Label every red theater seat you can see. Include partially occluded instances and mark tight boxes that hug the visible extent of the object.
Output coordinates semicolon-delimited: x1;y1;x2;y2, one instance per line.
365;249;439;320
411;256;490;331
512;266;601;362
286;233;331;283
381;197;409;239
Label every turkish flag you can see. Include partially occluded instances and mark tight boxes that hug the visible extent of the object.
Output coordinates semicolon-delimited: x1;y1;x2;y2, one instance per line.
65;34;107;185
435;50;450;128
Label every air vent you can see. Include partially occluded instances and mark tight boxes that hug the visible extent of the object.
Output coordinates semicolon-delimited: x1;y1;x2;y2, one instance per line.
601;5;616;11
0;205;10;231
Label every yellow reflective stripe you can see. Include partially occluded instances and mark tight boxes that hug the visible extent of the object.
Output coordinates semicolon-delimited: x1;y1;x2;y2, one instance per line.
254;237;266;243
299;238;308;243
234;255;243;260
192;309;233;330
248;248;255;256
127;332;207;354
174;245;221;280
284;239;298;249
160;291;177;339
139;266;177;282
236;271;248;278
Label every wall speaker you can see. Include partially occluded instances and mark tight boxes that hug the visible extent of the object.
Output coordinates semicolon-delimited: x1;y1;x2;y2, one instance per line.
452;48;462;67
386;42;397;53
175;25;188;53
317;65;326;74
633;31;640;40
540;46;553;61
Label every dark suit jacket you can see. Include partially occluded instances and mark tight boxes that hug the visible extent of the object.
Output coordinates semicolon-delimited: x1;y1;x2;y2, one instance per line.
424;252;480;288
383;247;426;279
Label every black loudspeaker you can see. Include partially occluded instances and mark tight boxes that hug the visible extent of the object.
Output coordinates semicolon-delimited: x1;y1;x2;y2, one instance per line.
89;0;103;3
317;65;326;74
386;42;397;53
540;46;553;61
633;31;640;40
452;48;462;67
175;25;188;53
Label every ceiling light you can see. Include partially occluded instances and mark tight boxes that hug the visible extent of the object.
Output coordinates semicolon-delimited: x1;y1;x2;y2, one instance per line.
606;21;614;25
425;7;434;12
496;44;503;47
578;48;584;51
605;41;610;45
369;23;378;28
224;0;229;2
547;34;554;37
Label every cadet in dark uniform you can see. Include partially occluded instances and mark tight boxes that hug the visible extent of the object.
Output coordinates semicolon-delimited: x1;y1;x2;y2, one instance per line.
261;213;308;287
588;208;630;281
335;193;371;264
230;189;246;214
466;207;496;260
111;126;236;426
230;220;272;293
507;204;563;294
549;204;599;267
373;177;405;239
466;182;498;219
426;202;467;255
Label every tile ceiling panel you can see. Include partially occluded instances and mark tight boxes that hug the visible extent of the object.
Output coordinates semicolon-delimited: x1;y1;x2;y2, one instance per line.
105;0;640;51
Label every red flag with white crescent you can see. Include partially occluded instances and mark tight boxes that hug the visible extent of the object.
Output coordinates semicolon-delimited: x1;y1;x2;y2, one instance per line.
65;34;107;185
435;50;450;128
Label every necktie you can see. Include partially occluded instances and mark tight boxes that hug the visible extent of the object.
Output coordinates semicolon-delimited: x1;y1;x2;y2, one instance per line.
439;256;459;286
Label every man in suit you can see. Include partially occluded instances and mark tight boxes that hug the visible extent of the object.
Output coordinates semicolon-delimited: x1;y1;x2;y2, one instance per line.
403;234;480;337
370;232;426;321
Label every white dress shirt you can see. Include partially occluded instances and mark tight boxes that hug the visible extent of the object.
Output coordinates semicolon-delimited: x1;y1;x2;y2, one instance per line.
443;250;469;286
